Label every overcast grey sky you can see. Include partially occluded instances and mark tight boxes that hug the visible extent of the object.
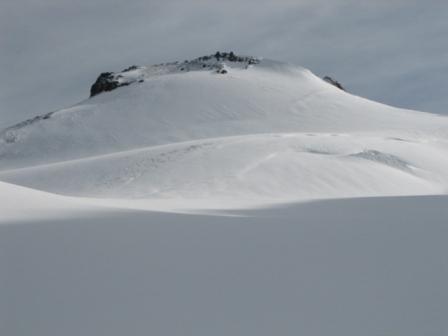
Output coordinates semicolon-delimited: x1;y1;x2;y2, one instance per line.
1;0;448;127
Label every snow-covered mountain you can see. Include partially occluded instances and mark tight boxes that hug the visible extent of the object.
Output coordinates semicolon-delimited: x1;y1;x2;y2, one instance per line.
1;52;448;204
3;53;448;336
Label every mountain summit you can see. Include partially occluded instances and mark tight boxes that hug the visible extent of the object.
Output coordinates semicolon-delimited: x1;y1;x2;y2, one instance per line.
90;52;261;97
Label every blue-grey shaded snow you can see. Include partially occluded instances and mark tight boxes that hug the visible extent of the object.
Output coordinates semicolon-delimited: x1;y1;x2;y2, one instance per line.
1;195;448;336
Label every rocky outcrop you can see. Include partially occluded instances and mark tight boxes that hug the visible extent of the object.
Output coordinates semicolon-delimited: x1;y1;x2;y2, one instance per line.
90;72;125;97
207;51;260;65
90;65;144;97
89;53;260;97
323;76;345;91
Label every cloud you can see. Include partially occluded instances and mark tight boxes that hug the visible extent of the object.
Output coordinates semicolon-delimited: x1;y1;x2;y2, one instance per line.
1;0;448;126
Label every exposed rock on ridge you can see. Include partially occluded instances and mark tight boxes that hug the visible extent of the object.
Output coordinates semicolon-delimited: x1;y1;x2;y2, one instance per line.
323;76;345;91
89;52;260;97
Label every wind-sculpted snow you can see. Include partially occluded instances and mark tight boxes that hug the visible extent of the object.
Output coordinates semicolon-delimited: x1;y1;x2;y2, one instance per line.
1;133;447;203
349;149;413;173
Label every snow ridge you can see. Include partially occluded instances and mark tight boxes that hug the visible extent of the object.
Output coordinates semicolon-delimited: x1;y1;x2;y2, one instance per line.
90;52;261;96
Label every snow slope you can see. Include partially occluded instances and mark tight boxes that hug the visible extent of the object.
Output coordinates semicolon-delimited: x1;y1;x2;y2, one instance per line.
1;54;448;203
0;181;105;222
2;54;448;336
2;192;448;336
0;57;446;170
1;133;448;202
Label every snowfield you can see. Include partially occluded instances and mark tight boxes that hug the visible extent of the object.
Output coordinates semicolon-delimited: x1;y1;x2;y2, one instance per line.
1;56;448;204
2;188;448;336
1;133;448;202
1;54;448;335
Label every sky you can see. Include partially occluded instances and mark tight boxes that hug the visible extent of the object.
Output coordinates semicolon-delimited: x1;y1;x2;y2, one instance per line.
1;0;448;127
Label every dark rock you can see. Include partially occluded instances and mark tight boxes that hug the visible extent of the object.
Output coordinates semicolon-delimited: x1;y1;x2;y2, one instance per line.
122;65;139;72
90;72;120;97
323;76;345;91
228;52;237;62
211;51;260;65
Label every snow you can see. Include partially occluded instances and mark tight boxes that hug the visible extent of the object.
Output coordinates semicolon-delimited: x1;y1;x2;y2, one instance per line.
1;58;447;172
2;193;448;336
1;56;448;204
1;54;448;335
0;181;108;222
1;133;447;203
